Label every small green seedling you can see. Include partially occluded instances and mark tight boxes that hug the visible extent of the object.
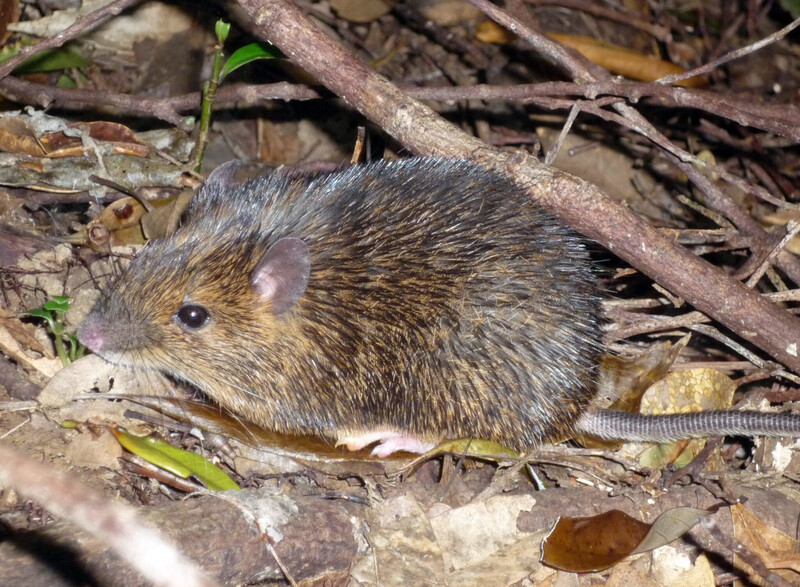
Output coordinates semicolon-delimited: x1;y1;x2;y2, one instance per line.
194;20;282;172
27;296;85;366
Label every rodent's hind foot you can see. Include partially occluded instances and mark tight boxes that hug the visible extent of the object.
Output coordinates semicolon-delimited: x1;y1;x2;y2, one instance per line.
370;437;437;458
337;430;436;457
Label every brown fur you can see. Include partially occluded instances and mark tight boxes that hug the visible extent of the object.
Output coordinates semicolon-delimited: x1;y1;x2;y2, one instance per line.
79;158;602;451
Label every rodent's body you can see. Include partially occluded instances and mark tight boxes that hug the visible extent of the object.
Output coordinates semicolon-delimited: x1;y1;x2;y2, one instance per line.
79;158;800;456
79;158;601;455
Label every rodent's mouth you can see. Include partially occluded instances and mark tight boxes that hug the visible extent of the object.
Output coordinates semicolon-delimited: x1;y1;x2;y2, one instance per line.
89;350;141;369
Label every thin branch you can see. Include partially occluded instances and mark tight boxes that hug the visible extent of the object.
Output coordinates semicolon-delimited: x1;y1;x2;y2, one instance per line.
0;442;218;587
657;16;800;85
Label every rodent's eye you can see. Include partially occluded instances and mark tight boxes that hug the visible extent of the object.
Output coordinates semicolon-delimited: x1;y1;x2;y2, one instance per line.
174;304;211;331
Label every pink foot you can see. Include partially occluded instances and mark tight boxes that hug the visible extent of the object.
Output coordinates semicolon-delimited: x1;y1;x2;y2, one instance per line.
338;430;436;457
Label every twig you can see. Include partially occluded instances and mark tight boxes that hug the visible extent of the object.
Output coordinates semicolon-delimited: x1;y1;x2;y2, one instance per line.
699;515;794;587
544;101;581;165
0;442;218;587
745;221;800;288
657;16;800;86
3;75;799;143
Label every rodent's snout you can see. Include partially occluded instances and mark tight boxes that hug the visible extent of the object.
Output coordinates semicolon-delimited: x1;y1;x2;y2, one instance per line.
76;316;105;354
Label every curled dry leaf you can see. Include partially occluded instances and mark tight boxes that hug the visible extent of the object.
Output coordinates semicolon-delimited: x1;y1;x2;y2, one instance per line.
75;189;194;251
0;117;47;157
731;503;800;579
541;507;713;572
81;196;147;250
0;118;151;159
578;336;689;449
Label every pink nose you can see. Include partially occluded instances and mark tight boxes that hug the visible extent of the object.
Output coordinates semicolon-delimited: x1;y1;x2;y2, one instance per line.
77;319;104;353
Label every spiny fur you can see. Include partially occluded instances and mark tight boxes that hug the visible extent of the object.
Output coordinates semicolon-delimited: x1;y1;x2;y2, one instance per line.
83;158;602;450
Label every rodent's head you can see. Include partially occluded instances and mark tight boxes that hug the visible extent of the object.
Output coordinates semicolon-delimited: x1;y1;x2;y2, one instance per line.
78;214;311;392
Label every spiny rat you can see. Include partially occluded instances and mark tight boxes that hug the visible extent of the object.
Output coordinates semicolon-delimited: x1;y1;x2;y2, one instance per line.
78;158;800;457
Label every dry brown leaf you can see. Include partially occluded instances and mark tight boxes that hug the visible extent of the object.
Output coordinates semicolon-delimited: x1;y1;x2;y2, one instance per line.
641;368;736;414
41;121;151;158
0;117;47;157
429;493;542;583
140;189;194;240
331;0;392;23
731;503;800;578
0;118;151;159
548;33;705;87
350;495;447;584
636;368;736;468
541;507;711;573
476;23;704;87
0;324;61;377
417;0;482;26
0;308;49;356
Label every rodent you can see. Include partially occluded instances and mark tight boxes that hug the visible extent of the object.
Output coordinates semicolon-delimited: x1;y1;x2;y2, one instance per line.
78;157;800;457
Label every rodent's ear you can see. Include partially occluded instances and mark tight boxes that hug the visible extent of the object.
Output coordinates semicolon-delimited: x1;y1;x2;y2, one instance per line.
251;238;310;314
203;160;242;190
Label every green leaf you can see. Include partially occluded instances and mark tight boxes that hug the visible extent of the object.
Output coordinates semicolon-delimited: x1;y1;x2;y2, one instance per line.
43;296;70;313
215;20;230;44
434;438;520;459
780;0;800;17
221;42;283;81
56;74;77;88
66;335;86;361
13;45;90;74
27;307;55;330
113;428;240;491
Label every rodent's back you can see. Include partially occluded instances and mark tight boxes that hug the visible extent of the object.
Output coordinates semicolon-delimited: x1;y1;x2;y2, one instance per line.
79;158;602;451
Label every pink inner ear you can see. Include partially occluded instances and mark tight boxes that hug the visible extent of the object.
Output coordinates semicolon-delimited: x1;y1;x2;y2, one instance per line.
253;271;279;301
251;237;310;314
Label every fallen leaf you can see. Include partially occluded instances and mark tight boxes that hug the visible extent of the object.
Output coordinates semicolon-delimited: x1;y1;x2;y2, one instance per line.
541;507;712;572
112;427;240;491
0;307;50;356
417;0;482;26
331;0;392;23
140;189;194;239
731;503;800;578
578;336;689;448
548;33;705;87
637;368;736;468
350;494;447;584
0;117;47;157
476;23;704;87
